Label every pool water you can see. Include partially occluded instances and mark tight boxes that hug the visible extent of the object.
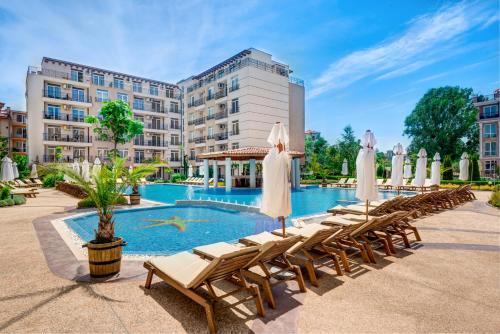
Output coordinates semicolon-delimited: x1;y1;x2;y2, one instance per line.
65;185;407;255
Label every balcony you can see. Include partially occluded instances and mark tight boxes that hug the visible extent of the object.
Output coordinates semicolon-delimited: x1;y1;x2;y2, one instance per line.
188;97;205;108
95;97;110;103
215;90;227;99
169;107;181;114
170;124;181;130
188;136;206;144
134;103;165;114
228;84;239;93
43;89;91;103
479;112;499;120
134;140;168;147
145;123;167;130
214;132;228;141
230;106;240;114
12;133;27;139
43;133;92;143
44;111;87;123
473;94;499;103
170;157;181;162
188;117;206;126
43;155;75;163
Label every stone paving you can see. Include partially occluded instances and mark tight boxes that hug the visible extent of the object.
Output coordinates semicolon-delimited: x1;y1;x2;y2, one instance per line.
0;188;499;333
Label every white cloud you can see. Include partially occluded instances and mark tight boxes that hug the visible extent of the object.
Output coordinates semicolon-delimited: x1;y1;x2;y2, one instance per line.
308;1;498;99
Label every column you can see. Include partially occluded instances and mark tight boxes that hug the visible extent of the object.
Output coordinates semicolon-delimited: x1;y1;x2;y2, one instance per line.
212;160;218;188
295;158;301;189
249;159;256;188
203;159;209;189
290;158;296;189
225;157;232;192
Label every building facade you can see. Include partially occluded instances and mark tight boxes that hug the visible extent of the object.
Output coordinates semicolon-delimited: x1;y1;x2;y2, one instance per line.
304;129;320;142
178;48;305;173
473;89;499;178
0;102;28;157
25;58;183;177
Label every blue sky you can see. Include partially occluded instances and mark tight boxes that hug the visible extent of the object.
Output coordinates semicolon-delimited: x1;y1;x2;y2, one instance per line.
0;0;498;151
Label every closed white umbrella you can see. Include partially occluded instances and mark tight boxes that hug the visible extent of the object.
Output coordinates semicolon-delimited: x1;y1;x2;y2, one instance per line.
391;143;405;188
188;165;193;177
92;157;101;176
431;153;441;186
355;130;378;221
341;159;348;176
1;156;14;181
459;153;469;181
81;160;90;181
414;148;427;189
72;160;80;175
403;158;412;179
261;122;291;236
30;164;38;179
12;162;19;179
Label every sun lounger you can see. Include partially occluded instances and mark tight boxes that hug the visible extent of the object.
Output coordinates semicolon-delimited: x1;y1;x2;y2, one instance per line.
382;179;393;190
144;246;264;334
193;236;305;309
331;178;347;187
11;189;38;198
240;227;343;287
32;178;43;186
342;178;356;188
376;179;385;187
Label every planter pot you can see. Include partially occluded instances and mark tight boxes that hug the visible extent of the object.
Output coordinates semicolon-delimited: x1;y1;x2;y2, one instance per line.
84;237;125;278
130;193;141;205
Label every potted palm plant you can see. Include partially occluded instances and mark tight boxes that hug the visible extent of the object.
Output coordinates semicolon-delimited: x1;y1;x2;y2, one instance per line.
124;164;158;205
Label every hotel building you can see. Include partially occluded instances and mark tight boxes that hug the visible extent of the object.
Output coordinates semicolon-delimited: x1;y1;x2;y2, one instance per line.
0;102;28;157
473;89;499;177
25;58;183;177
178;48;305;174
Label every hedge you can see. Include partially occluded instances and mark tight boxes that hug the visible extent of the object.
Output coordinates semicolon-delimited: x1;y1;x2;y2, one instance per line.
56;182;88;199
77;195;128;209
0;195;26;207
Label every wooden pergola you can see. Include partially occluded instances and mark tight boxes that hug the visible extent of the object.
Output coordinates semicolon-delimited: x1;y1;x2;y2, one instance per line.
196;146;304;190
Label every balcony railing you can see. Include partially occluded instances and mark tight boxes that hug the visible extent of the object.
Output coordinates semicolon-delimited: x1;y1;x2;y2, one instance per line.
43;111;87;123
214;132;228;141
188;97;205;108
170;157;181;162
134;140;167;147
188;136;206;144
13;133;27;139
215;90;227;99
95;96;111;103
145;123;167;130
170;124;181;130
169;107;181;114
43;90;91;103
228;84;239;93
230;106;240;114
473;94;499;103
188;117;206;126
479;112;499;120
43;133;92;143
43;155;75;163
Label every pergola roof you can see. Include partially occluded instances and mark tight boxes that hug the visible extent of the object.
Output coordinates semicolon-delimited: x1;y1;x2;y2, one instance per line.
197;146;304;161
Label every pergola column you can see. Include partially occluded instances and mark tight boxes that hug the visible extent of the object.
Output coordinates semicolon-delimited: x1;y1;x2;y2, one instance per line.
212;160;218;188
203;159;209;189
249;159;256;188
225;157;232;191
294;158;301;189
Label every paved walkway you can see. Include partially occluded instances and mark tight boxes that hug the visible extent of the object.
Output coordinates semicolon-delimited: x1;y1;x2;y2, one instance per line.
0;188;499;333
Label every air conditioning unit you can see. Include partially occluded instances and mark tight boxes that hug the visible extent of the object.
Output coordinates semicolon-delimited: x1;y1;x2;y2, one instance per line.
63;125;70;130
63;105;68;110
63;84;71;89
218;83;226;88
220;104;226;109
64;146;70;150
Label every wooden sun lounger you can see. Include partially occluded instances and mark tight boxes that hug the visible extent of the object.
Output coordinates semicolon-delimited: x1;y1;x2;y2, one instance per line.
32;178;43;186
11;189;39;198
331;178;347;187
193;236;305;309
144;246;264;334
240;227;343;287
342;178;356;188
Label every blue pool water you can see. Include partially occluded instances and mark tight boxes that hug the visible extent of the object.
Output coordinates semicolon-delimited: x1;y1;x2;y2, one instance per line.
65;185;408;255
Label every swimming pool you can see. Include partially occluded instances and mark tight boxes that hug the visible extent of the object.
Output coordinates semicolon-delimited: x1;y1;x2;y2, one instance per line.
64;185;406;255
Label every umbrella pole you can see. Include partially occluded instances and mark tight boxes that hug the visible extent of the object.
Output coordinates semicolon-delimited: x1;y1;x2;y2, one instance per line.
365;200;369;222
279;216;286;238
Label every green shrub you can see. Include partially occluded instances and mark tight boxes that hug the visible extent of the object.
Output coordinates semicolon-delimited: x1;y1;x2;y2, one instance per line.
170;173;187;183
469;157;480;181
4;198;14;206
0;200;6;207
489;190;500;208
42;172;64;188
77;195;127;209
442;155;453;180
0;187;10;200
13;154;30;179
13;195;26;205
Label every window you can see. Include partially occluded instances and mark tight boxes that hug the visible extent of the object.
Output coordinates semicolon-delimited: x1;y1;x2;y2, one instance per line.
485;161;498;174
166;88;174;98
170;102;179;113
231;98;239;113
209;146;215;153
231;142;239;150
47;105;61;119
232;120;239;135
118;149;128;158
135;150;145;163
16;114;26;123
133;97;144;110
171;134;180;145
134;115;144;123
71;70;83;82
92;73;104;86
170;118;179;129
73;128;85;142
484;142;497;156
117;93;128;103
190;95;195;106
135;134;145;145
170;150;179;161
190;131;195;141
97;148;109;158
149;84;158;96
151;100;162;113
96;89;109;102
207;107;215;118
217;70;224;79
133;81;142;93
208;87;214;100
74;148;85;159
231;76;239;91
208;127;213;138
484;105;499;118
47;126;61;140
113;78;124;89
46;84;61;98
72;109;85;122
484;123;497;138
72;88;85;102
190;149;195;160
15;128;26;138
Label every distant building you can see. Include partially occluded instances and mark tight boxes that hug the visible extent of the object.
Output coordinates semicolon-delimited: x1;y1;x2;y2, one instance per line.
385;150;394;160
473;89;499;177
0;102;28;157
305;129;320;142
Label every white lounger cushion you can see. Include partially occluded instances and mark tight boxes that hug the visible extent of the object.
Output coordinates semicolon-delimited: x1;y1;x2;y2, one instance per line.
151;251;213;289
193;242;244;258
242;231;283;245
275;223;325;238
322;215;361;226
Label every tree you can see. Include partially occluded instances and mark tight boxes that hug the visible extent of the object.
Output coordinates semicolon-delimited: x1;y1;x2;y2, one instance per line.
442;155;453;180
54;146;63;162
0;137;8;159
337;125;361;175
309;153;327;181
86;100;143;157
469;156;480;181
404;86;478;160
13;154;29;178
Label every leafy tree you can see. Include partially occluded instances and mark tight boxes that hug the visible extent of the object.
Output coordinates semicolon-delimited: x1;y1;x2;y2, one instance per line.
469;156;480;181
404;86;478;160
86;100;143;157
55;146;63;162
442;155;453;180
337;125;360;175
309;153;327;181
0;137;8;159
13;154;29;178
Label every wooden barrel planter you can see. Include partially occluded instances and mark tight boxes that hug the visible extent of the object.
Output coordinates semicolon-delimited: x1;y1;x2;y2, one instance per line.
129;193;141;205
84;238;125;277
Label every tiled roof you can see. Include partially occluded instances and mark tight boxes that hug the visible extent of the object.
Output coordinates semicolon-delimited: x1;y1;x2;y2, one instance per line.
198;146;304;160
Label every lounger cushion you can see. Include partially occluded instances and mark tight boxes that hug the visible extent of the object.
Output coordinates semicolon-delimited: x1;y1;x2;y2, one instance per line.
242;231;282;245
276;223;325;238
193;242;243;258
151;252;212;289
322;216;360;226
